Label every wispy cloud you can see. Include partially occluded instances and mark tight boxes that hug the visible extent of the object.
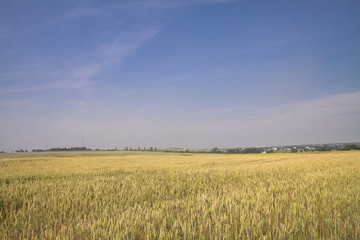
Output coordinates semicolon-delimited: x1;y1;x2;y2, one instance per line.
257;91;360;121
220;91;360;145
109;0;242;12
0;80;92;94
131;0;242;8
65;8;109;19
72;64;102;80
2;0;234;98
155;91;360;147
195;91;360;123
98;27;159;66
0;24;159;94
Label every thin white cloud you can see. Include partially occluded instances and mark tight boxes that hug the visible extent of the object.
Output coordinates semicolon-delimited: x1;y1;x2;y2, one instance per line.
150;91;360;147
72;64;102;80
190;91;360;122
0;25;159;94
0;80;93;94
0;91;358;151
65;8;109;19
110;0;242;12
223;91;360;146
96;27;160;68
257;91;360;121
131;0;242;9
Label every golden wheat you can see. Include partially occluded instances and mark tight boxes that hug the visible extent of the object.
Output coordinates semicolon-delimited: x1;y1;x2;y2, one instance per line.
1;151;359;239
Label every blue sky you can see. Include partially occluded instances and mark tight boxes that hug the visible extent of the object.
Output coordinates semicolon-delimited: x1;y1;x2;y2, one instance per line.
1;0;359;151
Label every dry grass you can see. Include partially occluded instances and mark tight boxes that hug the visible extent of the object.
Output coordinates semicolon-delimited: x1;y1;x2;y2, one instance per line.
1;151;359;239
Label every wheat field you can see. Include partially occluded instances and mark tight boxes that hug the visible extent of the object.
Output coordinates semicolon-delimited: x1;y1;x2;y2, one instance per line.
0;151;359;239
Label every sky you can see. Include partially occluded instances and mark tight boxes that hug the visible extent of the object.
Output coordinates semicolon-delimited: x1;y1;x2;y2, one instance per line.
0;0;360;151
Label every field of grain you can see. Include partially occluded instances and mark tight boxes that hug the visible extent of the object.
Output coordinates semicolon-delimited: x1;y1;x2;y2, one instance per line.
0;151;359;239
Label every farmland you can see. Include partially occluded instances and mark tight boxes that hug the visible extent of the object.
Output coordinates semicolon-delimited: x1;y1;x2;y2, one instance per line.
1;151;359;239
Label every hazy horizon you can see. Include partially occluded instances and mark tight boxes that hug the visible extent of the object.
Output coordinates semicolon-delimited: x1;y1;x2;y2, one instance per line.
1;0;360;152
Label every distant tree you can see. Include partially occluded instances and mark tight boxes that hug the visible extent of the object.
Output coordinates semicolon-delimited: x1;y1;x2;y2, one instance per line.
241;148;261;154
227;148;241;154
154;147;157;151
267;149;274;153
32;149;44;152
211;147;219;153
343;144;360;151
316;145;334;151
291;147;297;153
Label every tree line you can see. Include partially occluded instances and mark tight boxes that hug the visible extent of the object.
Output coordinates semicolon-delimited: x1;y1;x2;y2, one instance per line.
3;143;359;154
32;147;90;152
